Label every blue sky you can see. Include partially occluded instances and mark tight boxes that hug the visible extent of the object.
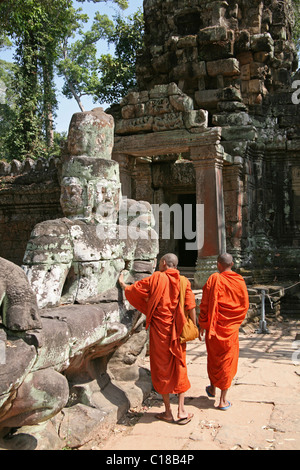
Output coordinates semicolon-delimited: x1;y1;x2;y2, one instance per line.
1;0;143;134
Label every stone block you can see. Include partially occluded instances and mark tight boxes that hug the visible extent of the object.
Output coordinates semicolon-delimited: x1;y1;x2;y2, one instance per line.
121;104;136;119
55;404;110;449
169;93;194;112
192;61;207;77
250;33;274;53
220;86;243;102
195;89;222;108
177;35;197;48
149;85;169;99
151;53;172;74
171;62;191;80
221;125;257;142
240;63;251;80
237;51;254;65
198;42;234;61
152;113;184;131
184;109;208;130
217;101;247;112
147;98;173;115
198;26;228;43
234;31;251;54
207;58;240;77
115;116;153;135
253;51;271;62
213;111;252;127
62;156;120;182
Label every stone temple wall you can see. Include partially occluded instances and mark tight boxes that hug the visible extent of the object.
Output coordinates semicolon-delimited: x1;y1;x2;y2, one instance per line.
137;0;297;103
0;0;300;283
0;158;63;266
108;0;300;283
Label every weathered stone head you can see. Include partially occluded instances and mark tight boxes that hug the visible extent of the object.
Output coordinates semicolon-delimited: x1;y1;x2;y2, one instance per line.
0;257;41;331
61;108;121;223
67;107;114;159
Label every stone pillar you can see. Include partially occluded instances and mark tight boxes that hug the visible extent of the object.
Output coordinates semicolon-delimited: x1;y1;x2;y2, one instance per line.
190;128;226;287
223;157;245;267
113;152;133;198
131;157;153;203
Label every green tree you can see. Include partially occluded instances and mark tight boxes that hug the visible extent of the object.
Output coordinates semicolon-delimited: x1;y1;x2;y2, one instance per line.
0;58;16;159
0;0;129;161
58;8;144;110
57;6;103;112
95;9;144;104
0;0;75;159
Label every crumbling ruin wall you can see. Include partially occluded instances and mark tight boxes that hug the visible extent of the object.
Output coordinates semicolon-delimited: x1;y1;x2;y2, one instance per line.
109;0;300;282
0;0;299;282
0;158;63;266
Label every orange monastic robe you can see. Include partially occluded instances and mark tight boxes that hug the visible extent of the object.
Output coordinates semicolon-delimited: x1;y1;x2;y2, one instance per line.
125;269;196;395
199;271;249;390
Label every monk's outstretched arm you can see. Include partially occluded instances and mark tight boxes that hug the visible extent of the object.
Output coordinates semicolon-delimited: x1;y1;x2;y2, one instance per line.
118;272;128;290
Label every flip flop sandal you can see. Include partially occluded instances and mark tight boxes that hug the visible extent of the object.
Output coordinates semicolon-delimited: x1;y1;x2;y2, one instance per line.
176;413;193;425
218;401;232;411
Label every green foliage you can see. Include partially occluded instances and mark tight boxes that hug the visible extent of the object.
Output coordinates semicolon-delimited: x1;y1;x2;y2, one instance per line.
58;8;144;107
77;0;128;10
0;0;133;162
0;59;17;159
96;10;144;103
292;0;300;51
0;0;74;160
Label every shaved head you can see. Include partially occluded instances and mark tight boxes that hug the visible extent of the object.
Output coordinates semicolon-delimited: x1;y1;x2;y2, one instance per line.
217;253;233;268
161;253;178;268
158;253;179;272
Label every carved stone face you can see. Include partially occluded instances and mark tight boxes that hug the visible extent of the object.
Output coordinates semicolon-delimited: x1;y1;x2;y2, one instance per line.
94;180;121;223
60;177;86;218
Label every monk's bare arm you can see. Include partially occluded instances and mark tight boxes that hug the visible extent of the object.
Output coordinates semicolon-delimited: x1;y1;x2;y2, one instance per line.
118;272;128;290
186;308;196;325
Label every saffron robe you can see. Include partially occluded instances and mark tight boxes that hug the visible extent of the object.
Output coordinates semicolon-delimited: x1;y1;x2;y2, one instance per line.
199;271;249;390
125;269;196;395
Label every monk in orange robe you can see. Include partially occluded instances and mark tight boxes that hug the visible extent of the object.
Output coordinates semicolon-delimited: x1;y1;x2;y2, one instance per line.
119;253;196;424
198;253;249;410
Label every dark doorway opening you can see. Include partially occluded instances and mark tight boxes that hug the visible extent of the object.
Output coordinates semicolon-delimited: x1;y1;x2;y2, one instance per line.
177;193;197;267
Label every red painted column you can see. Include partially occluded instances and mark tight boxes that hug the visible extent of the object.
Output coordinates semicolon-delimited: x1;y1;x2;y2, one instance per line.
190;128;226;287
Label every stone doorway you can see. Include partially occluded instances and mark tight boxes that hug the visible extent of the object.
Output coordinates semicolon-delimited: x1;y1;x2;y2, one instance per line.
113;126;227;287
